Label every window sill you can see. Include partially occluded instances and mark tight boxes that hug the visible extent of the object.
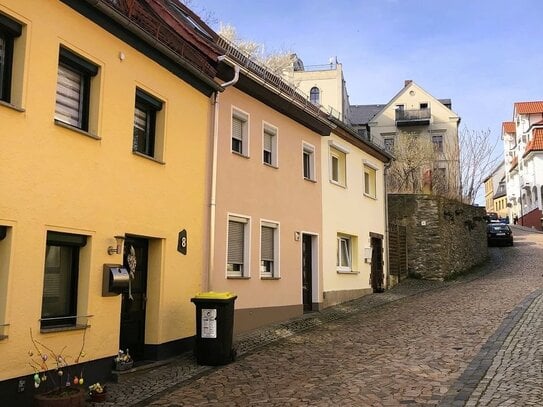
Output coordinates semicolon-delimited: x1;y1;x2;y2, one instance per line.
231;151;250;159
260;276;281;280
0;100;25;112
54;119;101;140
226;275;251;280
263;162;278;169
304;177;317;183
337;270;359;275
330;180;347;188
363;193;377;200
132;151;165;165
0;335;7;341
40;324;89;334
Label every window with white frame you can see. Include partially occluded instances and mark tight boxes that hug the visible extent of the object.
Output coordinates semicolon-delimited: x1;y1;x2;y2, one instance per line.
227;216;249;277
263;124;277;166
232;109;249;156
384;137;394;152
337;235;352;272
330;147;346;186
260;221;278;277
432;134;444;153
363;164;377;198
55;47;99;131
303;143;315;181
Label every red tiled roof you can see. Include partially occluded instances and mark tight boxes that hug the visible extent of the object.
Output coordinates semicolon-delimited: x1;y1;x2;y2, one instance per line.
510;155;518;171
502;121;515;133
514;101;543;115
523;128;543;158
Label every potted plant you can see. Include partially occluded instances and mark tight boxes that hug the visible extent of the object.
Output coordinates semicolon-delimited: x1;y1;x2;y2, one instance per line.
114;349;133;371
88;382;107;402
28;328;87;407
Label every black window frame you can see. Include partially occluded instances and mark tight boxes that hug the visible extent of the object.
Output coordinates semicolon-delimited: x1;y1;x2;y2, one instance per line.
55;47;98;131
133;88;163;158
41;231;87;329
0;13;22;103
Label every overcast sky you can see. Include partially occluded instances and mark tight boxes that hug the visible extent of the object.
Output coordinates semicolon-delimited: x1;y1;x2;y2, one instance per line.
190;0;542;157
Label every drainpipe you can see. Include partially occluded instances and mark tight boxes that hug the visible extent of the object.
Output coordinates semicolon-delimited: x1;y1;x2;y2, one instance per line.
206;57;240;291
383;159;392;287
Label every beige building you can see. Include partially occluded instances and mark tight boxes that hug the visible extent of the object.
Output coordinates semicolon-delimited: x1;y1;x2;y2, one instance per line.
321;119;391;307
282;55;351;122
353;81;461;198
483;161;507;217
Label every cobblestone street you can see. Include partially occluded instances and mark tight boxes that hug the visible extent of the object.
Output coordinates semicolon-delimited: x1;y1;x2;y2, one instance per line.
103;227;543;406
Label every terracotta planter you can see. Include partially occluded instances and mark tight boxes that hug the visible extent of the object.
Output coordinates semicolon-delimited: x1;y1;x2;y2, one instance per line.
34;386;85;407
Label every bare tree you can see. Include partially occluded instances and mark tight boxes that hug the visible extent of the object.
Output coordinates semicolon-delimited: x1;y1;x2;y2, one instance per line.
387;131;435;194
456;127;501;204
218;24;294;75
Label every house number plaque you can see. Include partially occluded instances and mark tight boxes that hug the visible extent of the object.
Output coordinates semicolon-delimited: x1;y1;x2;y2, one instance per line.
177;229;187;255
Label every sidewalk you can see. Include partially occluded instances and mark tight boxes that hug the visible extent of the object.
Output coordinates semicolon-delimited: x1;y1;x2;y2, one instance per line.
439;288;543;406
93;262;497;407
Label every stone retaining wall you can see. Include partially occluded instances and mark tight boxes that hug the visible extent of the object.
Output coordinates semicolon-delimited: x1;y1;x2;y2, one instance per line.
388;194;488;280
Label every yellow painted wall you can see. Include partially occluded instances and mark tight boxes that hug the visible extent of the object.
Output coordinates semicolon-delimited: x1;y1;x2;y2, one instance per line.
0;1;211;380
321;133;386;293
211;86;323;309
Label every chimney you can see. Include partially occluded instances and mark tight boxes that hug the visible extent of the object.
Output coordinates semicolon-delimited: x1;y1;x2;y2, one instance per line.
404;80;412;87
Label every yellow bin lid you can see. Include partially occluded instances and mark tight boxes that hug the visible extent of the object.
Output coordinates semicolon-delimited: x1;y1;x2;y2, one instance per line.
193;291;236;300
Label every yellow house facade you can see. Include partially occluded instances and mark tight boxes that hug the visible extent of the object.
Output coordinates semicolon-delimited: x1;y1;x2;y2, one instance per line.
1;0;222;400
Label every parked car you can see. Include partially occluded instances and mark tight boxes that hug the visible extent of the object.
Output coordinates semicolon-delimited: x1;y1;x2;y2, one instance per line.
487;223;513;246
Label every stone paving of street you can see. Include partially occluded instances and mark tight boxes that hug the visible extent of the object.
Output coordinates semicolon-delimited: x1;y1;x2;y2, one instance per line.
92;226;543;406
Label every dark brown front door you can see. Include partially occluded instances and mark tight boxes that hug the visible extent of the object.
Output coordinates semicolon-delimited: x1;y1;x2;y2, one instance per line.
120;237;148;361
302;234;313;312
370;236;384;293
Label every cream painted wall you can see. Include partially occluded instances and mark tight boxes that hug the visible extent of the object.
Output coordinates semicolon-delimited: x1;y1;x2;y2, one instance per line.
286;65;345;117
211;86;323;310
369;82;460;193
321;133;386;293
0;1;211;380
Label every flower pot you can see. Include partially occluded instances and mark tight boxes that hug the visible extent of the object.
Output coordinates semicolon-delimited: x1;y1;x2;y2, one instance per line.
34;386;85;407
115;360;133;371
90;391;107;402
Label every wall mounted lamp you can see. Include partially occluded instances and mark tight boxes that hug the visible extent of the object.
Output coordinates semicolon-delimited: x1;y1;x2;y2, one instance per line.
108;235;125;255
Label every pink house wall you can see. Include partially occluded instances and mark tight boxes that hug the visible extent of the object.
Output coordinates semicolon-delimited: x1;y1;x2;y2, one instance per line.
211;87;324;331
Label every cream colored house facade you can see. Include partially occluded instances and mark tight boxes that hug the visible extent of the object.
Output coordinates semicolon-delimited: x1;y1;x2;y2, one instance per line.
368;81;461;197
320;122;391;308
0;0;222;401
282;56;351;122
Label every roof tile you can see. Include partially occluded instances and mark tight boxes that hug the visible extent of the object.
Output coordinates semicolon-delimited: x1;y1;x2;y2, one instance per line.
514;101;543;115
523;128;543;157
502;121;515;133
